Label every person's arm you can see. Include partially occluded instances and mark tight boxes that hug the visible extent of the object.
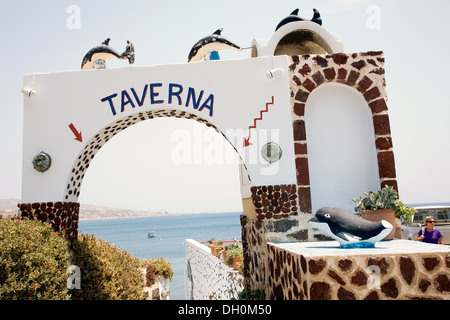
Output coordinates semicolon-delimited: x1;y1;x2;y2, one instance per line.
437;230;444;244
416;229;424;241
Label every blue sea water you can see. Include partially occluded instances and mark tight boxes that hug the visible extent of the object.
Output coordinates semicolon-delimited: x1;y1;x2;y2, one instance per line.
77;212;242;300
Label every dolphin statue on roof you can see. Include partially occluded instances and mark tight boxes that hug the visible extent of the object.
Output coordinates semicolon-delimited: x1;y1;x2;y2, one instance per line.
188;28;241;62
275;8;322;31
81;38;135;70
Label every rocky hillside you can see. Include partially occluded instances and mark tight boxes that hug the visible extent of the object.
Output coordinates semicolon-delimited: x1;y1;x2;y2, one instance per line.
0;199;171;220
78;204;170;220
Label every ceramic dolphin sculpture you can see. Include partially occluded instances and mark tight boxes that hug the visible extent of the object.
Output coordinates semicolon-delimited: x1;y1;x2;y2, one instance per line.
81;38;135;70
188;28;241;62
275;8;322;31
309;207;392;248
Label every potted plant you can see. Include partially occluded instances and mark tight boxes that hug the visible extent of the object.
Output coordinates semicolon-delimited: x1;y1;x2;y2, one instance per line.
207;237;216;254
395;201;416;223
221;240;240;261
395;201;417;239
209;239;225;257
352;186;399;240
226;246;243;270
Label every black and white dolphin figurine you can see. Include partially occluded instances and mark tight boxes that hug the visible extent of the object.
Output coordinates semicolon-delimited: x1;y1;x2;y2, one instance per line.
309;207;393;248
275;8;322;31
81;38;135;70
188;28;241;62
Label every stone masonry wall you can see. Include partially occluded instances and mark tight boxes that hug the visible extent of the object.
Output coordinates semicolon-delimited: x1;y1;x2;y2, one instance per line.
289;52;398;214
242;52;399;291
266;243;450;300
17;202;79;243
241;215;267;290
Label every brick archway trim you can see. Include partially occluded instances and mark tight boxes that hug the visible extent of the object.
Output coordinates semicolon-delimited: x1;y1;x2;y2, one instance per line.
65;109;222;201
289;52;398;214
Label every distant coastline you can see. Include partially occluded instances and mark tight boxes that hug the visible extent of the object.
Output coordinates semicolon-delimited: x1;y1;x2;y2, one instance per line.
0;198;238;220
77;203;175;220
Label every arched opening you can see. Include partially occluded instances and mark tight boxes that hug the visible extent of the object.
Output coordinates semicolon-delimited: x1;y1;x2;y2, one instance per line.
75;115;247;300
78;117;243;213
64;109;243;202
305;83;380;214
274;30;331;56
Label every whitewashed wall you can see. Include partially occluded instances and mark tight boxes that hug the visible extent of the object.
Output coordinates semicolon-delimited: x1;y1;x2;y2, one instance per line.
21;57;295;204
185;239;243;300
305;83;380;213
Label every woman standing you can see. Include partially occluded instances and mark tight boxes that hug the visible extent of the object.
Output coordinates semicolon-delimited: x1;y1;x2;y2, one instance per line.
416;216;444;244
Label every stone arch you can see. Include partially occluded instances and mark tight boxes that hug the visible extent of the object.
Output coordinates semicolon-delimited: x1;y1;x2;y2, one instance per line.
64;108;240;202
289;52;398;213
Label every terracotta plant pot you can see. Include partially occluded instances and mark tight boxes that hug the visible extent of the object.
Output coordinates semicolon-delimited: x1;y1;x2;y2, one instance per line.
210;245;224;257
360;209;396;240
232;256;243;270
222;249;227;262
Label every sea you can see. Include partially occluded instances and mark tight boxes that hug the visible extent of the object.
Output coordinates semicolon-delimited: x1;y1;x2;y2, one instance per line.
77;211;243;300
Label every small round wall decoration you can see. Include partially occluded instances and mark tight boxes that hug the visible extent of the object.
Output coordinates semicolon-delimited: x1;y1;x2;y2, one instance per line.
261;142;282;163
32;151;52;172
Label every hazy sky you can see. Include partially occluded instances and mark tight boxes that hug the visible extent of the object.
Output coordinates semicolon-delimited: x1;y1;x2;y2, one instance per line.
1;0;449;213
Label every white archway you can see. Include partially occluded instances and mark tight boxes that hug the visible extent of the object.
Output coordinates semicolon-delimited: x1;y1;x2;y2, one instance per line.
21;57;296;204
77;117;244;213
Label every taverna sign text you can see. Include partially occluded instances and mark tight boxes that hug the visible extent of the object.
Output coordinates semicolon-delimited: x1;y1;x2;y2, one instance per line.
100;82;215;117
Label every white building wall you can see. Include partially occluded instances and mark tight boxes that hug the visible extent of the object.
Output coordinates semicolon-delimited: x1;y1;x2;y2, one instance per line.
305;83;380;213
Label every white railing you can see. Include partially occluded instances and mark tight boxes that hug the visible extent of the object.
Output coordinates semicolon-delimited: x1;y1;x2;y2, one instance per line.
185;239;244;300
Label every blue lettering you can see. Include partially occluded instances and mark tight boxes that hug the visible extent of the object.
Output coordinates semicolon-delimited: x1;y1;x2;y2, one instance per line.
101;83;214;117
149;83;163;104
168;83;183;105
131;85;148;106
185;87;204;110
121;90;135;112
101;93;118;116
198;94;214;117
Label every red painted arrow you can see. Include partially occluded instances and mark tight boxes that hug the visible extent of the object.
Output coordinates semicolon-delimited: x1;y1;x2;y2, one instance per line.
68;123;83;142
243;96;274;147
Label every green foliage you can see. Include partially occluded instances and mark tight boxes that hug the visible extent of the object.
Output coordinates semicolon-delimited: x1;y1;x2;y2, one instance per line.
70;233;143;300
141;257;173;281
226;246;243;267
352;186;399;212
0;218;71;300
224;241;240;251
238;260;244;275
395;201;416;223
238;288;265;300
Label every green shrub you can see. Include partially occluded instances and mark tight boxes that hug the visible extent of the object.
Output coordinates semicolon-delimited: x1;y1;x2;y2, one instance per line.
141;257;173;281
0;218;71;300
70;233;143;300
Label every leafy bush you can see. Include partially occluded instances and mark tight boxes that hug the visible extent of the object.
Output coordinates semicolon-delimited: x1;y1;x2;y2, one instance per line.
352;186;399;212
70;233;143;300
141;257;173;281
395;201;416;223
0;218;71;300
